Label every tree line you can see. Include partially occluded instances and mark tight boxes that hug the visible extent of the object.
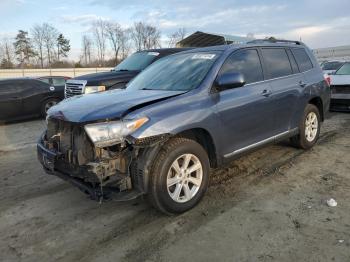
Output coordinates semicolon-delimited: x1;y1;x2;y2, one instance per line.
0;20;187;69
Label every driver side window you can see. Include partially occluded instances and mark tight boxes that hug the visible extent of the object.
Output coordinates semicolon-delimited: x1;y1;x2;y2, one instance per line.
219;49;264;85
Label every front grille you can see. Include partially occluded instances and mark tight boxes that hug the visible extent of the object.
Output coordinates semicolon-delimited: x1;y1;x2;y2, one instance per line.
331;85;350;94
65;80;87;98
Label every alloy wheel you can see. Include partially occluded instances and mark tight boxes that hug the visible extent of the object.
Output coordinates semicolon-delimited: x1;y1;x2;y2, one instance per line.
305;111;318;142
166;154;203;203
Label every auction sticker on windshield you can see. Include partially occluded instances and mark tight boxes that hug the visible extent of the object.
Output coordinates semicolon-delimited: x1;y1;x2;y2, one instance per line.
192;54;216;60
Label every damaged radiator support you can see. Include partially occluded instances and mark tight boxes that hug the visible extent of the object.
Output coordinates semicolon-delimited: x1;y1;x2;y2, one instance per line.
44;118;171;201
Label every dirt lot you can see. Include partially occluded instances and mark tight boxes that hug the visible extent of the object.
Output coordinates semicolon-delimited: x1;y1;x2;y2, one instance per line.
0;113;349;262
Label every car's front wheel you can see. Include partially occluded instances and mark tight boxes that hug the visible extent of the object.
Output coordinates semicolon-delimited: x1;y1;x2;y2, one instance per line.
148;137;210;214
41;98;60;117
291;104;321;149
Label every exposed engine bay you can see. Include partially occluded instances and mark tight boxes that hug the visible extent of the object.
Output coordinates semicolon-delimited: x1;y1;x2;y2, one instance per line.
40;118;169;201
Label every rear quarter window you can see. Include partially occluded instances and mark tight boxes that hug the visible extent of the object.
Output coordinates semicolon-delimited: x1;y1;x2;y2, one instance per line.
291;48;313;72
261;48;293;79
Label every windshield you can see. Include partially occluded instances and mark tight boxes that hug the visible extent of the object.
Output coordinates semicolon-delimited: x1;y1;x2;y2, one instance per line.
127;52;220;91
322;61;344;71
114;51;160;71
335;63;350;75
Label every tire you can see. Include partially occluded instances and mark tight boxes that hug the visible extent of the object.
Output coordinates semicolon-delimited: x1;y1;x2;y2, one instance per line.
290;104;321;149
148;137;210;215
41;98;60;117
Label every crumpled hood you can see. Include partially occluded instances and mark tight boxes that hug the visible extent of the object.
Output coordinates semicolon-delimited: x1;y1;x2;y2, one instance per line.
48;89;185;123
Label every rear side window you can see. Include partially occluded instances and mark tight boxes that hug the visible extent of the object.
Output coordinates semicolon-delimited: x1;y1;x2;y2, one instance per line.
322;61;344;71
291;48;313;72
261;48;292;79
52;78;66;86
220;49;264;84
335;63;350;75
39;78;50;84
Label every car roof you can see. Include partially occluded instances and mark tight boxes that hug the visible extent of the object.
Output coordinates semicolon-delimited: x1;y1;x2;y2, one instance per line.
38;76;70;79
178;42;308;54
0;77;33;82
0;77;48;83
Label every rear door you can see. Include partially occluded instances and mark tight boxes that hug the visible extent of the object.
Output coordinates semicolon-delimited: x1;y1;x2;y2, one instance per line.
0;81;23;120
213;48;275;158
260;47;305;133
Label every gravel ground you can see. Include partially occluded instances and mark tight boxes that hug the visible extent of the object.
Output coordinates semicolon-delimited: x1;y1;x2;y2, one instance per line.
0;113;349;262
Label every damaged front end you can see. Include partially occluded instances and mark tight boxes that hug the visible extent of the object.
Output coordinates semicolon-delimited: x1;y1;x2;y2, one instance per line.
37;118;169;201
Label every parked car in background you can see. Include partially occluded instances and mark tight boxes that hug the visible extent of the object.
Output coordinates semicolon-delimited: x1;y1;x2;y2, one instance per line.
38;39;330;214
38;76;71;87
329;62;350;111
0;78;64;122
321;61;345;75
64;48;191;98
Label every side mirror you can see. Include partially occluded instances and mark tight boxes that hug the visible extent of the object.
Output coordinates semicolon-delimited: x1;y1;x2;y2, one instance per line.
215;72;245;91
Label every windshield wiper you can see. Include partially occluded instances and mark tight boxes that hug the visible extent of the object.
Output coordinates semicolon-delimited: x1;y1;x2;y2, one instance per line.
116;69;129;72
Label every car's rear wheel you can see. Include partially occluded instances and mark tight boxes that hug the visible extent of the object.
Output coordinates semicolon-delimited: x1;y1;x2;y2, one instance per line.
41;98;60;117
148;137;210;214
290;104;321;149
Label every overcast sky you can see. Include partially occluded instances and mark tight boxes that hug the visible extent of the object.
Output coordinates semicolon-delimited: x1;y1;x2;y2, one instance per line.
1;0;350;59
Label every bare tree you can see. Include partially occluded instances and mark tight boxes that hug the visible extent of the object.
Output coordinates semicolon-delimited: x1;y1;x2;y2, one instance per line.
120;29;131;60
143;25;161;49
0;38;15;68
92;19;107;66
131;22;144;51
42;23;59;67
105;22;123;64
131;22;161;51
81;35;93;66
168;28;186;47
32;24;46;68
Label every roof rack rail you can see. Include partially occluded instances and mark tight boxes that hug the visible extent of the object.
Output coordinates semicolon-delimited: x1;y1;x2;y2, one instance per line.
247;38;303;45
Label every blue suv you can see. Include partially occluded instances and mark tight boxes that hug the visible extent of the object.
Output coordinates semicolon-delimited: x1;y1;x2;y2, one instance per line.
38;39;330;214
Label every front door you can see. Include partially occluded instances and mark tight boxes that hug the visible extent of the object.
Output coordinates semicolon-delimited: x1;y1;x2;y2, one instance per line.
213;49;275;158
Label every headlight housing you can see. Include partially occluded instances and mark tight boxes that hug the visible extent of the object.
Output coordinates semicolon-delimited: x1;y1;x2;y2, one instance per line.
84;85;106;94
84;117;149;147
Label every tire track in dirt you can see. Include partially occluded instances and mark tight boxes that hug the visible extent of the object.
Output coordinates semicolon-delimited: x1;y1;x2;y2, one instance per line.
120;129;341;262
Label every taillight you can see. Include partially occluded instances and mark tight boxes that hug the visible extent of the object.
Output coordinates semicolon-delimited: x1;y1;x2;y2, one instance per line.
324;73;331;87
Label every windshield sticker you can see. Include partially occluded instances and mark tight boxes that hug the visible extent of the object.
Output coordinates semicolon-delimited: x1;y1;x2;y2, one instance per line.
147;52;160;56
191;54;216;60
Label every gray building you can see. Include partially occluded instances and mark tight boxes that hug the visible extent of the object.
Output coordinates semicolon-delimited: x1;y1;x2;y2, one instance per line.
313;45;350;62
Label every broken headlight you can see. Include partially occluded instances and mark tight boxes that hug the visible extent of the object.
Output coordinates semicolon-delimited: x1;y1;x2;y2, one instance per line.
84;117;149;147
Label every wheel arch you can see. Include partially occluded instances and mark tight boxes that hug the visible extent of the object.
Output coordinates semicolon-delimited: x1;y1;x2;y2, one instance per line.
175;127;218;168
308;96;324;122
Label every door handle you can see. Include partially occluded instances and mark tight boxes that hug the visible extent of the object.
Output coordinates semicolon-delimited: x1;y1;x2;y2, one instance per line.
261;89;272;97
299;81;307;88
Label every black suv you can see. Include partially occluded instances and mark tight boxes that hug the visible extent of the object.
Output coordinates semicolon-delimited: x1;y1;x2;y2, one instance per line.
65;48;190;98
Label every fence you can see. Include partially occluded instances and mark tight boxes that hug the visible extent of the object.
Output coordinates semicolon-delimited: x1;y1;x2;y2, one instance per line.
0;68;114;79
